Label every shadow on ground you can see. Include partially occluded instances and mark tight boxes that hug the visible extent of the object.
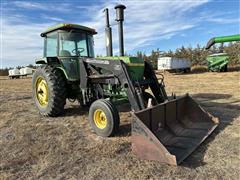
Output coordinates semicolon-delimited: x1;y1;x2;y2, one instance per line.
59;93;239;168
64;105;89;117
182;93;239;168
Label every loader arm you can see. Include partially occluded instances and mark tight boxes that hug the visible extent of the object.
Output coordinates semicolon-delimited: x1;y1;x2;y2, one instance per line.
79;58;167;111
79;57;219;165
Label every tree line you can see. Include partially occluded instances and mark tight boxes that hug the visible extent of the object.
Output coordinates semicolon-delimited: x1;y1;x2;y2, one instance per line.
0;64;37;76
1;42;239;75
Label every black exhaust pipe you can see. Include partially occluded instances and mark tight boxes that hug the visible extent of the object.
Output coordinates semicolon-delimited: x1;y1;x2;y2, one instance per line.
104;8;113;56
115;4;126;56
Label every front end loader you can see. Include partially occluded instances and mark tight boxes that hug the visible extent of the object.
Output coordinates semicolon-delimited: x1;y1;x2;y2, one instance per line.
32;4;219;165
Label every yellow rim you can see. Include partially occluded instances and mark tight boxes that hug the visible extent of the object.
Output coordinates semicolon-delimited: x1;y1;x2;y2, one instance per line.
94;109;107;129
36;77;48;107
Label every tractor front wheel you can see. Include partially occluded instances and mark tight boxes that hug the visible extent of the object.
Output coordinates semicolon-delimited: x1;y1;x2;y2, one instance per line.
32;66;66;116
89;99;120;137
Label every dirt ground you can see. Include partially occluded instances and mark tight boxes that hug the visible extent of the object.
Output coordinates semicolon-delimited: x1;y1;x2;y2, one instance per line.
0;72;239;179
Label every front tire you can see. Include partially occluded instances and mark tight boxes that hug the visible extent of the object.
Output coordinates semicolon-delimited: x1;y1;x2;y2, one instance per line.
32;66;66;117
89;99;120;137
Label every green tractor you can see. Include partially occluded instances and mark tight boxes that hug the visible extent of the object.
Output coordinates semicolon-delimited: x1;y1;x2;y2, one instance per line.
33;5;219;165
205;34;240;72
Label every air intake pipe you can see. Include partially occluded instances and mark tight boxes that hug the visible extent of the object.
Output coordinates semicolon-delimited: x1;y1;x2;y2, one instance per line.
104;8;113;56
115;4;126;56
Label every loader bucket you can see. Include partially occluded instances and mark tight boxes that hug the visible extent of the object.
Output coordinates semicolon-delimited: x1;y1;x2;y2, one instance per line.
131;94;219;165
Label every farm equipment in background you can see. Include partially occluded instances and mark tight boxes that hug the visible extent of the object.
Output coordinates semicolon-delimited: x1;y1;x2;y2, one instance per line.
8;68;20;79
8;67;34;79
157;57;191;73
32;4;219;165
205;34;240;72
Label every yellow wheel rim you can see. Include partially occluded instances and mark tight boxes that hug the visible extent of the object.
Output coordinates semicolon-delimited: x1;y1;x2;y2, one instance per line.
36;77;48;107
94;109;107;129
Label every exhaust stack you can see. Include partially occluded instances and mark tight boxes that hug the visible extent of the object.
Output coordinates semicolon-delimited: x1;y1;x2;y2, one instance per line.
104;8;113;56
115;4;126;56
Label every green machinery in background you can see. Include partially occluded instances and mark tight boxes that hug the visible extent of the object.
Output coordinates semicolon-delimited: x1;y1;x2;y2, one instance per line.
205;34;240;72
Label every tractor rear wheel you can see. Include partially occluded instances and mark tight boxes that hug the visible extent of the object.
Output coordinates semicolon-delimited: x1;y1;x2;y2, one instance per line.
89;99;120;137
32;66;66;116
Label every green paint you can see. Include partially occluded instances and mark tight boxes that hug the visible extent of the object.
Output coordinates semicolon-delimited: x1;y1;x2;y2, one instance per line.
97;56;143;64
207;53;229;72
214;34;240;44
206;34;240;72
41;23;97;37
97;56;145;81
36;23;145;103
60;57;79;80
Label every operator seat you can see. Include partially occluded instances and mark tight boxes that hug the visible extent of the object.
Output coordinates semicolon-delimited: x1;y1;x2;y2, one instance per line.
60;50;71;56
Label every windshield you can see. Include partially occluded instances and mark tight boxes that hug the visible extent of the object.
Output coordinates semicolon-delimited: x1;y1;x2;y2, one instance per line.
59;32;94;57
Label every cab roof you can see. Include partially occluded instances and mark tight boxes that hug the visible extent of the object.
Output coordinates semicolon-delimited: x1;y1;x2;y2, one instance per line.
41;23;97;37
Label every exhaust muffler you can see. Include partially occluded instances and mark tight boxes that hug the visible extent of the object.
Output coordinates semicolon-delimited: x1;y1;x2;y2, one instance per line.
115;4;126;56
104;8;113;56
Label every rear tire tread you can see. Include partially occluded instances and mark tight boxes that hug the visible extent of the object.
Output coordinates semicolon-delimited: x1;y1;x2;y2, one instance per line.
32;65;66;117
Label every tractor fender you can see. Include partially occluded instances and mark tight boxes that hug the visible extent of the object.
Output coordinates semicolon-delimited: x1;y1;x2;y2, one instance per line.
54;66;69;80
35;58;68;80
35;57;47;64
36;57;78;81
36;57;61;65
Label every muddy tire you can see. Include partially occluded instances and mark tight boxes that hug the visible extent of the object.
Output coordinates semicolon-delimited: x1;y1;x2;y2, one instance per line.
89;99;120;137
32;66;66;117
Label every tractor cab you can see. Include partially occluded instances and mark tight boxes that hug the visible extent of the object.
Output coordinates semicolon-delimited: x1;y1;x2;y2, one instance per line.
38;24;97;80
41;23;97;58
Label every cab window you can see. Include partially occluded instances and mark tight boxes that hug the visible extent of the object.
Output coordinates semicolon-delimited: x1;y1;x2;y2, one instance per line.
45;33;58;57
59;32;88;57
88;35;95;57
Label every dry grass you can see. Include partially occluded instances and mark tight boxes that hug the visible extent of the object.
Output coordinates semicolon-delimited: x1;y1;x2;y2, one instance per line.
0;72;239;179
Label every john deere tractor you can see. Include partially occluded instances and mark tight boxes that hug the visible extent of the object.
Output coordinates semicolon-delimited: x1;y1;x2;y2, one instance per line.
33;5;219;165
205;34;240;72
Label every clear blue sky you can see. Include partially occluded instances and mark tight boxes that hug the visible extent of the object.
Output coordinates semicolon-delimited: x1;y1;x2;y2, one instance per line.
1;0;239;68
